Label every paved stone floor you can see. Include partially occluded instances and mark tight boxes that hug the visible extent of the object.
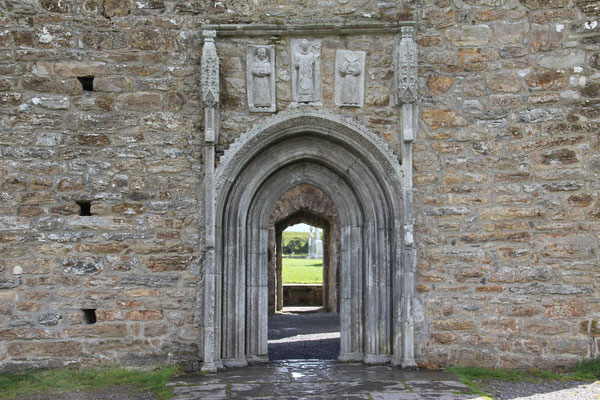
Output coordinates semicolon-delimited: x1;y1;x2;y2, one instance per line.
168;360;484;399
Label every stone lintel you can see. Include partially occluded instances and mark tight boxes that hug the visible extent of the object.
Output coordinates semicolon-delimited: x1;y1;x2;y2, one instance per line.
202;22;415;37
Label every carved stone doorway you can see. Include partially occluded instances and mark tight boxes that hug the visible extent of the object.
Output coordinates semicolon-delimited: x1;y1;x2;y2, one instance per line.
203;111;415;370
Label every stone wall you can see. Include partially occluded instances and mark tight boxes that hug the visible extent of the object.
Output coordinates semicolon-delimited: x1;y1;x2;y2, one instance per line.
0;0;599;370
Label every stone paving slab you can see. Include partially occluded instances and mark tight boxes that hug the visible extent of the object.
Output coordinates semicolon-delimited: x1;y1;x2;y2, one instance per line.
169;360;483;399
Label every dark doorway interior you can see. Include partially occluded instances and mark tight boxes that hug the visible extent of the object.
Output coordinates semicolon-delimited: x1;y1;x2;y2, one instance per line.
268;309;340;360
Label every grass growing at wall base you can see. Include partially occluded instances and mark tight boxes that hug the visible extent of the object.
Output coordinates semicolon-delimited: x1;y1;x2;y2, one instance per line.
282;258;323;284
448;358;600;399
0;366;179;399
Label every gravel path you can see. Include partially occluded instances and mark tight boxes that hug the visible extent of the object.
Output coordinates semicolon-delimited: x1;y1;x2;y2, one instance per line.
483;379;600;400
268;309;340;360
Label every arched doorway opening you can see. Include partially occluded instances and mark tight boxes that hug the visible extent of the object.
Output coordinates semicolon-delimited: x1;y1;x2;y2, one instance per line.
203;110;415;370
268;185;341;361
269;184;340;314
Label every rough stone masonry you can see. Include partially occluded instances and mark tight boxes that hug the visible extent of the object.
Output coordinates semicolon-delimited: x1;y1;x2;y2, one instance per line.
0;0;599;372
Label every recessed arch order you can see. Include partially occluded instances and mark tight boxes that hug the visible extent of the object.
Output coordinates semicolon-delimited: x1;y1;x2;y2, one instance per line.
202;109;416;370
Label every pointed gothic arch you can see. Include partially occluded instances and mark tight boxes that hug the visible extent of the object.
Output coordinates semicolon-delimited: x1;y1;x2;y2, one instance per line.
202;110;415;370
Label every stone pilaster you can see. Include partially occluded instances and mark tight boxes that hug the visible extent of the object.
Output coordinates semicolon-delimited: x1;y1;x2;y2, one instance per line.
395;25;418;368
201;29;220;372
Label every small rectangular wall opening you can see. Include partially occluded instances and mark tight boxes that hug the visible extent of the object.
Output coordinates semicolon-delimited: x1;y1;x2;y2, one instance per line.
76;200;92;216
82;309;97;324
77;76;94;91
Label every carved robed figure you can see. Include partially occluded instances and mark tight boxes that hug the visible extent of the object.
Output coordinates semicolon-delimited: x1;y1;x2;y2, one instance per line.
291;39;321;104
246;45;276;112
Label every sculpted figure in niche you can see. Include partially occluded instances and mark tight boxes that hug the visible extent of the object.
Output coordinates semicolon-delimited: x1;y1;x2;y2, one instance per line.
246;45;275;112
292;39;321;103
339;52;361;105
334;49;365;107
252;47;272;107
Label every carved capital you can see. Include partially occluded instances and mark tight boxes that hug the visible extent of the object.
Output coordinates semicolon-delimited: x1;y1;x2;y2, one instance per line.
201;30;219;107
395;26;418;105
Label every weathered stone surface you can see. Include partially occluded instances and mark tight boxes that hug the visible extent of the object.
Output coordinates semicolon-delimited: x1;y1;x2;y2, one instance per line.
445;25;493;46
427;75;453;95
62;257;104;275
509;284;593;295
38;313;62;326
530;23;564;51
538;50;586;69
486;70;521;93
525;70;567;91
518;108;565;123
421;109;467;129
491;21;529;44
103;0;131;17
0;0;598;374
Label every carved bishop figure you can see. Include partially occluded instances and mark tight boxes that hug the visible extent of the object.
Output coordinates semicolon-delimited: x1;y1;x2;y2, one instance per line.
291;39;321;104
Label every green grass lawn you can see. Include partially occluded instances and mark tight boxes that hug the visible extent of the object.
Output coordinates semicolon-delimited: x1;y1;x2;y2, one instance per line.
0;366;179;399
282;258;323;284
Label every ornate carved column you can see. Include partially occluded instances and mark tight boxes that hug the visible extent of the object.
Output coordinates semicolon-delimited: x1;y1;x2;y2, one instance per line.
394;25;418;368
201;29;220;372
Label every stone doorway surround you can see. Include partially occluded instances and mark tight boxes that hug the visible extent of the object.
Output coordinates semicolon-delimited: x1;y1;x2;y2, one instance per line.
199;23;419;372
202;109;414;370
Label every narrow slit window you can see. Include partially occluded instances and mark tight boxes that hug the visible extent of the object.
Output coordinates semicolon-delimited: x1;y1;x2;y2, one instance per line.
82;309;97;324
76;200;92;216
77;76;94;91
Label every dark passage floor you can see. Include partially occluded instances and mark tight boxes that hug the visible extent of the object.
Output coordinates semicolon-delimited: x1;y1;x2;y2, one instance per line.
268;308;340;360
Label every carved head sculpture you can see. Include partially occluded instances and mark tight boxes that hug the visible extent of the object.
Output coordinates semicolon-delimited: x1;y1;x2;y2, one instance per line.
344;51;359;63
300;39;310;54
256;47;268;61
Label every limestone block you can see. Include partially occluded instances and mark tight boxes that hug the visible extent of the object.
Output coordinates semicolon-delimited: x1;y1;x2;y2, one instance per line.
537;50;586;69
491;21;530;44
445;25;493;47
38;313;62;326
530;23;564;51
335;49;365;107
54;61;106;77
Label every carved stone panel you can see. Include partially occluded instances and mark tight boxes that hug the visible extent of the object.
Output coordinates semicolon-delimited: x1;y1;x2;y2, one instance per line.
246;45;276;112
335;49;365;107
395;26;418;105
291;39;321;104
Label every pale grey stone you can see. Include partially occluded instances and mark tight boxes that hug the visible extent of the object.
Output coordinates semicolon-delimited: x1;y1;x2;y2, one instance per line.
30;95;70;110
518;108;565;123
538;50;586;69
120;275;179;287
247;45;276;112
335;49;365;107
38;313;62;326
291;39;321;104
509;284;593;295
463;99;483;114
